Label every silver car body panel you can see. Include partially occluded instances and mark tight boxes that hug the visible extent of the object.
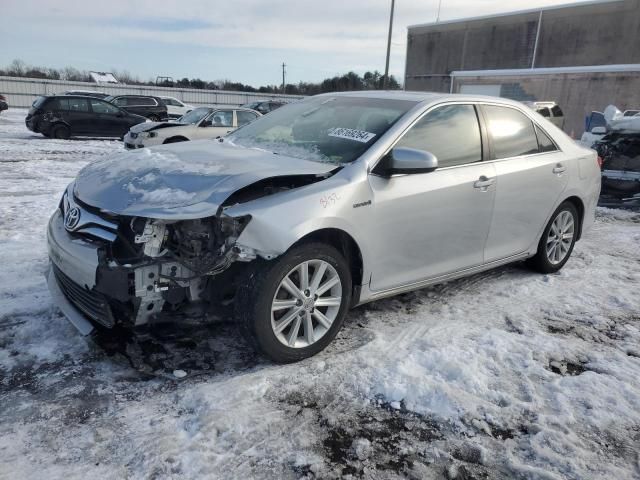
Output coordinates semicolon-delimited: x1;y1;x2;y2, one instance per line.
47;209;100;289
74;140;336;219
51;91;601;328
45;266;95;336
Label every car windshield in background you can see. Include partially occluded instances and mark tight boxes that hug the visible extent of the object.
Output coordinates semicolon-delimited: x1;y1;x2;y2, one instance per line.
228;96;416;164
178;107;211;124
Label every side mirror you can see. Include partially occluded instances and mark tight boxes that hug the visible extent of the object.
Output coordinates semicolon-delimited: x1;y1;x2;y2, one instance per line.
116;111;124;117
200;119;212;127
386;147;438;175
591;126;606;134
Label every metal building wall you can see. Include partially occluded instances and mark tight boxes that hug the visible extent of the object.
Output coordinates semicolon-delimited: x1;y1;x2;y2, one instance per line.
405;0;640;92
451;69;640;136
0;76;304;108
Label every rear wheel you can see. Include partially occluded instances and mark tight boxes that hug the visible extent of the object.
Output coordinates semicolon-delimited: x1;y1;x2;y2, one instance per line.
51;124;70;140
235;242;352;363
527;201;579;273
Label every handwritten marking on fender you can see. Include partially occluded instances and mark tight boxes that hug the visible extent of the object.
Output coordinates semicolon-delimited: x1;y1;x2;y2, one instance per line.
320;192;340;209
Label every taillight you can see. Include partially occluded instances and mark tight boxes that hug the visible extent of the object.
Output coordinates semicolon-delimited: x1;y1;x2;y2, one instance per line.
597;156;604;168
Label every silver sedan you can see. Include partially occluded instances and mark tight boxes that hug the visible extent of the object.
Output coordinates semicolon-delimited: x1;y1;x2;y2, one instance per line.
46;91;601;362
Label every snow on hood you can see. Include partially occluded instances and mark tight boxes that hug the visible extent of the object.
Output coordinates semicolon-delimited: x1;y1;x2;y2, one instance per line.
73;140;336;219
129;121;188;134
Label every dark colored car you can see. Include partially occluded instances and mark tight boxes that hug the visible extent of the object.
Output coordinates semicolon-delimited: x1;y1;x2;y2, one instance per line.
595;132;640;208
0;94;8;113
241;100;288;115
104;95;168;122
25;95;147;139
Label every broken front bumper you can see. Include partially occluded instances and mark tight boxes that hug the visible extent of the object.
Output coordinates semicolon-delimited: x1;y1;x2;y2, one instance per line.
46;209;113;334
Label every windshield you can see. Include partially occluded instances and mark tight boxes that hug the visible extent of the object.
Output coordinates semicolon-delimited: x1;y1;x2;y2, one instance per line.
228;96;416;164
178;107;212;124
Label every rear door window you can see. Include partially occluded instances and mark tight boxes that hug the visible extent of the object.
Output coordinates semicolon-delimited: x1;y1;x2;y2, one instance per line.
396;104;482;168
131;97;156;106
90;99;120;114
67;98;89;112
551;105;564;117
537;107;551;117
483;105;539;159
236;110;259;126
112;97;128;107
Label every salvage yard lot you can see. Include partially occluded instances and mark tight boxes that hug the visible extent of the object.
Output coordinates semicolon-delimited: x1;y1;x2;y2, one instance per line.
1;108;639;480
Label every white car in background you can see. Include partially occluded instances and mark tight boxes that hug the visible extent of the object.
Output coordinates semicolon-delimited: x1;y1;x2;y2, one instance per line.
160;96;195;119
124;106;261;149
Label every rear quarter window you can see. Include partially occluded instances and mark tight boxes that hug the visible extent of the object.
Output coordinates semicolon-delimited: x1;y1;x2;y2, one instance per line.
535;125;558;153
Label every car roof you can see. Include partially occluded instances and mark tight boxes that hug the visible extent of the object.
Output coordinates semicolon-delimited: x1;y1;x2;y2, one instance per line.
315;90;533;109
110;94;159;98
46;94;103;99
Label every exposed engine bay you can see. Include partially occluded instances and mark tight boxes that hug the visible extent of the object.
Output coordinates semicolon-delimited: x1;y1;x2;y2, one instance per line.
55;173;329;330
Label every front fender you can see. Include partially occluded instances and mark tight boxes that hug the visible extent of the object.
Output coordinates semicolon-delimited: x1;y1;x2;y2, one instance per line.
224;171;373;278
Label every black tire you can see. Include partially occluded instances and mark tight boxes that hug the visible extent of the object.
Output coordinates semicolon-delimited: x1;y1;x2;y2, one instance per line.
148;115;159;122
51;124;70;140
163;137;188;144
235;242;352;363
526;201;579;274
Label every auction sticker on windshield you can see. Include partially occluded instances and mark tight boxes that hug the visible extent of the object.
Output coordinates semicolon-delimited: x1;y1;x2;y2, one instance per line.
327;127;376;143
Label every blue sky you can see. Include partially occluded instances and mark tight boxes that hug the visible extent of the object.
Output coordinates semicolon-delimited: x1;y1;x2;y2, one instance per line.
1;0;587;87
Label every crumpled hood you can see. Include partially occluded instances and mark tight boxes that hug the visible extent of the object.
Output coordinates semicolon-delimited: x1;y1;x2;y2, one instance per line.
130;121;188;133
74;140;336;219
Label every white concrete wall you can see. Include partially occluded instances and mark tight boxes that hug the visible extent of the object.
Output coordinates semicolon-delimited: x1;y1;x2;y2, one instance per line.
0;76;304;108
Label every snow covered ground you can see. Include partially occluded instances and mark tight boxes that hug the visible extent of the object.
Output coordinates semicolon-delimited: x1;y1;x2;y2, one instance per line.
1;107;639;479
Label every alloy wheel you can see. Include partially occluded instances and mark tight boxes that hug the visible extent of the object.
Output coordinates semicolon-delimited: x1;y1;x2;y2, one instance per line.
545;210;575;264
270;259;343;348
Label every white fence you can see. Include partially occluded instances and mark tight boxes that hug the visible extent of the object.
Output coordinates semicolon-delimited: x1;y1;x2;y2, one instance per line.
0;76;304;108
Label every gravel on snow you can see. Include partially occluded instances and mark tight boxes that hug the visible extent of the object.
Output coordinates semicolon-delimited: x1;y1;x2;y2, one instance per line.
1;108;639;480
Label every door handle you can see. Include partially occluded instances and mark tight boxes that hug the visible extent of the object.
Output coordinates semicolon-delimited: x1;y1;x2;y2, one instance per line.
473;176;495;189
553;164;566;174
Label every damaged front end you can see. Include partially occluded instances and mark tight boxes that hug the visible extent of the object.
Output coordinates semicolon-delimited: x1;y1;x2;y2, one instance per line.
47;187;257;333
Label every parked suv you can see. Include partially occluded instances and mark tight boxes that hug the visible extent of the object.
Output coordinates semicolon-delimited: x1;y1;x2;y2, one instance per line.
104;95;168;122
26;95;147;139
46;92;600;362
241;100;288;115
0;94;8;114
524;101;565;130
160;96;194;119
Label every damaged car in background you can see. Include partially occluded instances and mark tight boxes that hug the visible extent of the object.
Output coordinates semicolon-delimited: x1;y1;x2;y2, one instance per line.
47;92;601;362
123;106;261;149
595;131;640;209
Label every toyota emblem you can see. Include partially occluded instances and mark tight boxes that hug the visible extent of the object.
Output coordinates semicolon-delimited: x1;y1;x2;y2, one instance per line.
64;207;81;231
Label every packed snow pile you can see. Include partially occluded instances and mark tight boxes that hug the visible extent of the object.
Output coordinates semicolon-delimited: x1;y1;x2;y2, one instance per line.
1;108;640;479
603;105;640;132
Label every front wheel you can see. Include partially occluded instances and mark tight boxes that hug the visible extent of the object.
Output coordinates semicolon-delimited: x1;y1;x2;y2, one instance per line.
527;201;579;273
235;242;352;363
